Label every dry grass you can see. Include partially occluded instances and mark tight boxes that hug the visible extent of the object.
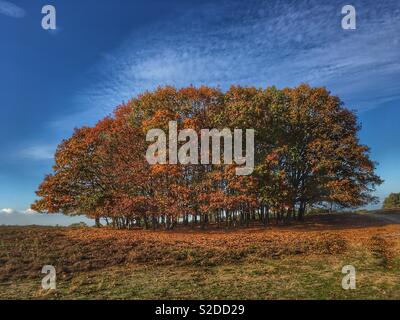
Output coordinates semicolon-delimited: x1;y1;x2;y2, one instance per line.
368;235;396;268
0;213;399;299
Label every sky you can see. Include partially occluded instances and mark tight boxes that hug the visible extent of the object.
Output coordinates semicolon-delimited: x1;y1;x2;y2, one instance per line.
0;0;399;225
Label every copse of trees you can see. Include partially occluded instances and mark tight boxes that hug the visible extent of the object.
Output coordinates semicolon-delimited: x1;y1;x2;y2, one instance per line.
382;193;400;209
32;84;382;229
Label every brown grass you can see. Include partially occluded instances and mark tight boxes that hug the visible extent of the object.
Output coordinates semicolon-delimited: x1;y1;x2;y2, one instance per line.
1;213;399;284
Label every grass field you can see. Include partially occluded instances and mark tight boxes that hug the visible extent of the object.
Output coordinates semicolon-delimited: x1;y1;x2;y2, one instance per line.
1;212;399;299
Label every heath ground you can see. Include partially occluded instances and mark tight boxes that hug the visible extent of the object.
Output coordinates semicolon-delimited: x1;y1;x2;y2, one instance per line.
1;211;399;300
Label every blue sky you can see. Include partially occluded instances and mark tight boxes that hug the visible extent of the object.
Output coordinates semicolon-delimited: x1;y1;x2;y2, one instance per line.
0;0;399;225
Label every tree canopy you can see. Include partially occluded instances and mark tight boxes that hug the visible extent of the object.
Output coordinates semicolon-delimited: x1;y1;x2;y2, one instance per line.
382;193;400;209
32;84;383;229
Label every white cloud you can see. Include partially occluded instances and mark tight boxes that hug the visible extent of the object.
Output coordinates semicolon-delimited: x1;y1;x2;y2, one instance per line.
20;145;55;160
0;208;39;215
48;0;400;133
0;211;94;226
23;208;37;215
0;208;16;214
0;0;25;18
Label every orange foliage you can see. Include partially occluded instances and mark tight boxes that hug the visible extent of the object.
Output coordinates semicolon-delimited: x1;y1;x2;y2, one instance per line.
32;85;382;229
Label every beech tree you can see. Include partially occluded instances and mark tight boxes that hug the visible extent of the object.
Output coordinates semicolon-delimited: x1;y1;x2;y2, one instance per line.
32;85;382;229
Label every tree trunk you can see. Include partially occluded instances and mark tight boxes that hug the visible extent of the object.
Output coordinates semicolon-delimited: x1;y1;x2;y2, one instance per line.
298;202;306;221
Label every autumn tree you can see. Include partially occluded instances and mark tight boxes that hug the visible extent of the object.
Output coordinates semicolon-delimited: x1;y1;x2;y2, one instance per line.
32;85;382;228
255;85;382;220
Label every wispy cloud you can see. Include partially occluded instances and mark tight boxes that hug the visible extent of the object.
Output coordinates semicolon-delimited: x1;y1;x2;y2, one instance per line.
20;145;55;160
0;208;37;215
0;208;16;214
0;0;25;18
51;0;400;131
23;208;37;214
